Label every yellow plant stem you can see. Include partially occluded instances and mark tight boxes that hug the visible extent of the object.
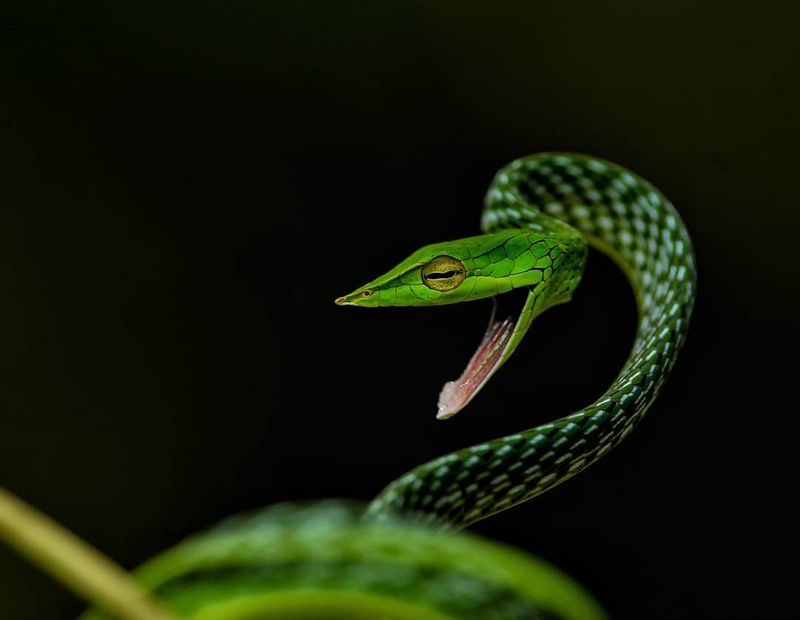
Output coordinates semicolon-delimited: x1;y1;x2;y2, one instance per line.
0;487;174;620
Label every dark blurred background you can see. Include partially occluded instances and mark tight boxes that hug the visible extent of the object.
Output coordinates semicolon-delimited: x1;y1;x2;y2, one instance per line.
1;1;797;618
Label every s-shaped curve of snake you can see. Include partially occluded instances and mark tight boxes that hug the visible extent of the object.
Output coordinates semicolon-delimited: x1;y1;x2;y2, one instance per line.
78;153;695;620
359;152;696;529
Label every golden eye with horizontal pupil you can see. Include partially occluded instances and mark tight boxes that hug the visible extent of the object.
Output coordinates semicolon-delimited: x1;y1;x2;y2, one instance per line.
421;255;466;291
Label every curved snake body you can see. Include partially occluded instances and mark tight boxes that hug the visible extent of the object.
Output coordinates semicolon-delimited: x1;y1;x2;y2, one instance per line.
365;153;696;528
82;153;695;620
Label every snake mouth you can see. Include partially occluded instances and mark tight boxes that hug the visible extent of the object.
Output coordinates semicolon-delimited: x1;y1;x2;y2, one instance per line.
437;289;528;419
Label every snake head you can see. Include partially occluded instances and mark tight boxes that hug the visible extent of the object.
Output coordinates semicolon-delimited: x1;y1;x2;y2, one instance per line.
336;229;586;418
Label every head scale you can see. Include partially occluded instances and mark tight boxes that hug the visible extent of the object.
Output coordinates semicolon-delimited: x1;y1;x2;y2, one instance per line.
335;229;585;310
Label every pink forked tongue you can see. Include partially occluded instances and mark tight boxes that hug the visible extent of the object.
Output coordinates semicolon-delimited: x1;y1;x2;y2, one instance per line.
437;316;515;419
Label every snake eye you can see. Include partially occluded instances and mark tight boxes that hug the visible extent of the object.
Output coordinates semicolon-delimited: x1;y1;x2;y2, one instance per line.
422;256;466;292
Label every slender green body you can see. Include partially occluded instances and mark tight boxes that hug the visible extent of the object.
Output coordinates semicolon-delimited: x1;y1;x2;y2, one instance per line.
81;502;605;620
80;153;695;620
365;153;695;526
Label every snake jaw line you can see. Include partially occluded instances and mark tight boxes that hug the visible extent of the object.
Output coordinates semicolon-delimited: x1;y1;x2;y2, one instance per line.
437;313;516;419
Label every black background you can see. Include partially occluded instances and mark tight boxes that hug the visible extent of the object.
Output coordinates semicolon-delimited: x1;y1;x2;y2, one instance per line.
1;2;797;618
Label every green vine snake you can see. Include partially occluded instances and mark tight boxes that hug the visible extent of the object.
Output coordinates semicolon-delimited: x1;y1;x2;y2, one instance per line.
79;153;695;620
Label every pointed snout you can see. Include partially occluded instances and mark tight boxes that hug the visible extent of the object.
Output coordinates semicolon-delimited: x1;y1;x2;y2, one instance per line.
334;288;375;306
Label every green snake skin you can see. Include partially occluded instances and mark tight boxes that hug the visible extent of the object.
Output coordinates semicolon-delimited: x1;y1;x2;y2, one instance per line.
81;502;605;620
364;153;696;527
80;153;694;620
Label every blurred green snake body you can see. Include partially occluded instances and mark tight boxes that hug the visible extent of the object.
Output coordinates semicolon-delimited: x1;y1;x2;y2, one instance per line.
84;153;695;620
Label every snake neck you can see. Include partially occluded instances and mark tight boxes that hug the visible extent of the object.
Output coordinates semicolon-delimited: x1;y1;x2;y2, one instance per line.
364;153;696;529
487;154;696;388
